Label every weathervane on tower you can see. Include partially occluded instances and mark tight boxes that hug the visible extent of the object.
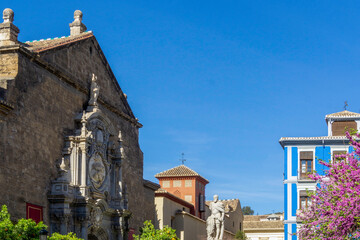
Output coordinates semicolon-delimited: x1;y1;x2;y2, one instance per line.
179;153;186;165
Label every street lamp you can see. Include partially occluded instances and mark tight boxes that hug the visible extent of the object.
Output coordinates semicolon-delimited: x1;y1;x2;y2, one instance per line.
39;228;48;240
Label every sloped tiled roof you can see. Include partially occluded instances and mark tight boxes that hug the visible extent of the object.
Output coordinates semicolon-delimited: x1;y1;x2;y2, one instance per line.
23;31;93;53
325;110;360;119
279;136;349;141
243;220;283;229
279;135;358;148
155;165;209;183
243;214;284;231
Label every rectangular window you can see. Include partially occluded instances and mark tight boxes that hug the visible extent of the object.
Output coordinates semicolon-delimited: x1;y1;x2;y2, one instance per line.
185;195;192;202
173;180;181;187
332;121;357;136
299;151;313;179
162;181;170;188
199;194;205;212
333;151;346;162
185;180;192;187
26;203;43;223
299;190;313;209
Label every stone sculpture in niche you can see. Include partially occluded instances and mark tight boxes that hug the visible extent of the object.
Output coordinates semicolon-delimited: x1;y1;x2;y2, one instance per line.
48;74;127;240
89;73;99;107
89;153;106;189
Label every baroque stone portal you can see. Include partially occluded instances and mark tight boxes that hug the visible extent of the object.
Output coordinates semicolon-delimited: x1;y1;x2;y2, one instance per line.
48;74;127;240
207;195;225;240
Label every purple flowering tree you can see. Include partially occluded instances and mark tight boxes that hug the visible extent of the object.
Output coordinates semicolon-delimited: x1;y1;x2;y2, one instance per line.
297;131;360;239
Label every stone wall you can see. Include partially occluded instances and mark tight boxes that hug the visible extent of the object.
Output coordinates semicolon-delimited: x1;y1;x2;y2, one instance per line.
174;211;235;240
0;38;151;233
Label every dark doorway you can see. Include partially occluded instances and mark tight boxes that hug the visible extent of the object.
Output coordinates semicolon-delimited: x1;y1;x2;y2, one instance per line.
88;234;99;240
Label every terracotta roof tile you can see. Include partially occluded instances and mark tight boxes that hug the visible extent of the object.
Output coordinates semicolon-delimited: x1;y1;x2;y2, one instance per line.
325;110;360;119
243;221;283;229
23;32;93;53
243;214;284;230
155;165;209;183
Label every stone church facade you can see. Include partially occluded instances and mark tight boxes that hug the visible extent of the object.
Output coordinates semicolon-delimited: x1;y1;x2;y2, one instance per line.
0;8;156;240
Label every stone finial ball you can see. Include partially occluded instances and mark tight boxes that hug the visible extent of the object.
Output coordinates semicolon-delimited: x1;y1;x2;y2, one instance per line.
74;10;83;20
3;8;14;23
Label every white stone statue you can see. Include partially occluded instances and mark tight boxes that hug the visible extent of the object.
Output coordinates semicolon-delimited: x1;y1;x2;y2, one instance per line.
207;195;225;240
89;73;99;106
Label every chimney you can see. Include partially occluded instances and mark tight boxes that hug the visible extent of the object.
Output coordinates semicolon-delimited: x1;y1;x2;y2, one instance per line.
69;10;87;36
0;8;19;46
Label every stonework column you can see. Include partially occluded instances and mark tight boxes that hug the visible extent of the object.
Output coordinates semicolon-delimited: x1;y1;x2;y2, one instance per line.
69;10;87;36
79;142;88;196
0;8;19;46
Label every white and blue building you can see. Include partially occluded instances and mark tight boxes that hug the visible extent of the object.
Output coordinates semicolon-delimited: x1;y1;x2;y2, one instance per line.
279;110;360;240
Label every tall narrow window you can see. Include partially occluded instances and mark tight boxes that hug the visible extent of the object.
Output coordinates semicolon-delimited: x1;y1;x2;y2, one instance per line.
300;151;313;179
300;190;313;209
333;151;346;162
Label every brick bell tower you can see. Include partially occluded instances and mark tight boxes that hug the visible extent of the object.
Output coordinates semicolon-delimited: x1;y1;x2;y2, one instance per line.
155;164;209;220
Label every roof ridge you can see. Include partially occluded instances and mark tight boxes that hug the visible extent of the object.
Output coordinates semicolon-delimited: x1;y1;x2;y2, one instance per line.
155;165;209;183
24;31;94;53
25;30;93;43
326;110;360;118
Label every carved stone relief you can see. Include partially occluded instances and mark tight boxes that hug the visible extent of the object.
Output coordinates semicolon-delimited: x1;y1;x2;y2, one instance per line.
48;74;127;240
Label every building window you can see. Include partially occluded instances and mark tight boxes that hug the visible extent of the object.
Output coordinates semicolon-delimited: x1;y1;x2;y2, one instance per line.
300;151;313;179
171;217;174;227
199;194;205;212
26;203;43;223
185;195;192;202
173;180;181;187
333;151;346;162
185;180;192;187
300;190;313;209
162;181;170;188
332;121;357;136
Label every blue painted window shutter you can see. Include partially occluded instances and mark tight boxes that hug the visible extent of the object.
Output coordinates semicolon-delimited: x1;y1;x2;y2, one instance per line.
315;146;330;176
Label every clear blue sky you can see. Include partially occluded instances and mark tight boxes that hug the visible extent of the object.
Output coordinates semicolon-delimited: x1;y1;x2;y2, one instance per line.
6;0;360;214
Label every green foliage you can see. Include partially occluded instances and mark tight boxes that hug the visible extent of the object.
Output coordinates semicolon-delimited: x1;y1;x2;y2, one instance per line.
0;205;82;240
13;218;47;240
241;206;254;215
133;220;179;240
49;232;83;240
235;230;248;240
0;205;14;240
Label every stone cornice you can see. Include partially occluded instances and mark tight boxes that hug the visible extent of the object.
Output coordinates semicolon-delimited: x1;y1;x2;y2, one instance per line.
278;136;354;148
0;44;142;128
0;99;14;116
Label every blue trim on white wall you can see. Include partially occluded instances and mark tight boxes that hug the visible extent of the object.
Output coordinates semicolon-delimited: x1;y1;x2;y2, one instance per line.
284;224;288;240
291;183;297;216
284;147;288;180
284;183;288;220
315;146;330;175
292;224;297;240
291;147;298;176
